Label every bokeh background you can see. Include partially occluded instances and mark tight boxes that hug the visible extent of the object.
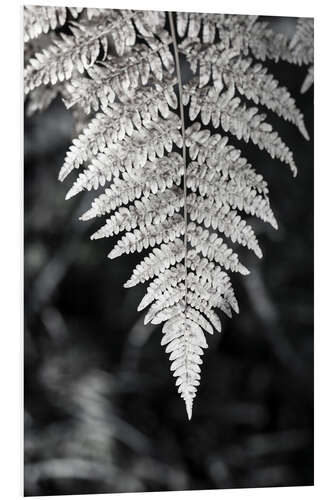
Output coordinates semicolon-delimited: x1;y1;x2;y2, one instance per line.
24;14;313;496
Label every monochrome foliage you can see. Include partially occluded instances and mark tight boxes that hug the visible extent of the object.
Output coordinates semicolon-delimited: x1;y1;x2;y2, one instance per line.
24;7;313;419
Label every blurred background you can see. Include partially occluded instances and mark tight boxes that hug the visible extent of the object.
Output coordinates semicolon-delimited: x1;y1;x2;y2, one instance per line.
24;14;313;496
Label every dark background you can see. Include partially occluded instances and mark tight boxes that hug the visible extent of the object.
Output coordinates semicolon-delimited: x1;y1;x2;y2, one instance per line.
24;15;313;496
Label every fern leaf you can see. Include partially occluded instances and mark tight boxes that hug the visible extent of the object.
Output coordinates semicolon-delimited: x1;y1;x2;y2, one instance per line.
124;239;185;288
187;255;239;313
25;10;157;94
91;188;183;240
59;77;177;181
176;12;257;44
63;32;175;112
79;153;184;221
181;40;309;138
138;263;186;311
177;13;298;63
160;309;210;419
65;115;182;199
108;213;185;259
187;193;263;258
183;81;298;176
24;9;313;419
24;19;108;93
187;164;277;229
301;65;314;94
187;223;249;275
185;122;269;195
24;6;83;43
290;18;314;65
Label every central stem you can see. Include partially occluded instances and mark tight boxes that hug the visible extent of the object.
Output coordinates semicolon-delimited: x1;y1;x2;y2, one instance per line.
169;12;192;420
168;11;188;312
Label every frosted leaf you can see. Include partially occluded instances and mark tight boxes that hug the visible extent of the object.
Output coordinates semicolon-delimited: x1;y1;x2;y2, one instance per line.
65;115;182;199
92;188;184;240
188;223;249;275
24;8;313;419
25;14;126;92
183;81;298;176
24;6;79;42
189;193;261;255
125;240;185;288
301;65;314;94
181;40;309;138
59;88;178;181
108;214;185;259
80;153;183;220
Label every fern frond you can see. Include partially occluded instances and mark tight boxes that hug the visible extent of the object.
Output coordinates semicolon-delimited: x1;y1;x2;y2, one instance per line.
137;263;186;310
187;276;233;318
24;9;312;419
245;20;297;63
91;188;183;240
187;162;277;229
108;213;185;259
301;65;314;94
290;18;314;65
24;18;109;93
187;223;249;275
79;152;184;220
24;10;168;94
183;81;298;176
124;239;185;288
185;122;269;195
177;12;315;72
177;13;302;63
160;309;209;419
138;255;239;318
176;12;257;44
84;7;165;34
187;193;263;258
65;114;182;199
187;255;239;312
59;77;177;181
24;6;83;43
180;40;309;138
62;31;174;112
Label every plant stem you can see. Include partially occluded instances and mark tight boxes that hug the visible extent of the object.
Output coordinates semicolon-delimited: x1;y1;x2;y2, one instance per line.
168;11;188;312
